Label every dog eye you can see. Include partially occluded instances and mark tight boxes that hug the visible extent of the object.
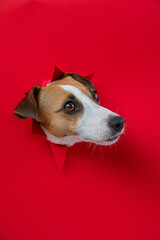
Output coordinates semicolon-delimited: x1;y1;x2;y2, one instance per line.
93;93;99;102
64;101;76;113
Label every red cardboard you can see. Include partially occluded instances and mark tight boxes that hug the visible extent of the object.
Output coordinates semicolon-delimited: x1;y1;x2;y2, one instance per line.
0;0;160;240
48;142;68;170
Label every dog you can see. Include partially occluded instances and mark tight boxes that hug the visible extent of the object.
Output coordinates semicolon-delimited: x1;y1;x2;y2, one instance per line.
14;72;124;147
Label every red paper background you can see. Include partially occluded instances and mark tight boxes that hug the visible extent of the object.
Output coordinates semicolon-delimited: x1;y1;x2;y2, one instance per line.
0;0;160;239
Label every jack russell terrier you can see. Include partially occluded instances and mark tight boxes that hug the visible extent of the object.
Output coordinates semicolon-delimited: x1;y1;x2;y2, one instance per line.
14;72;124;147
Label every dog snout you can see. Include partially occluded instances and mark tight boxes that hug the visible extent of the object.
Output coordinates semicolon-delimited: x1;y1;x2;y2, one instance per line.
108;116;124;133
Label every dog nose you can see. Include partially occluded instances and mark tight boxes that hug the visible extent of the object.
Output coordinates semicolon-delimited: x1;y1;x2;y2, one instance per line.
108;116;124;132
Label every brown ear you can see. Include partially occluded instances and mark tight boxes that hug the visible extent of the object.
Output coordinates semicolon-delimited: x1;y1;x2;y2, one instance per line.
14;86;41;120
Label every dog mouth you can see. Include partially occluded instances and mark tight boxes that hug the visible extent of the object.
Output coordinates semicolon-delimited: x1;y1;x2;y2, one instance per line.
82;134;120;144
106;135;119;142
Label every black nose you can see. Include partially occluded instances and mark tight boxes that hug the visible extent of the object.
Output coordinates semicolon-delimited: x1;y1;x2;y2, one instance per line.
108;116;124;133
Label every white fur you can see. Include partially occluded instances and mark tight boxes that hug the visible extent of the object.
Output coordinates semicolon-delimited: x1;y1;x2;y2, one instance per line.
41;124;82;146
41;85;123;146
61;85;119;145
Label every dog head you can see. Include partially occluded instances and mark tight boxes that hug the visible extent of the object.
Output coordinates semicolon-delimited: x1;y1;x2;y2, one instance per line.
14;72;124;146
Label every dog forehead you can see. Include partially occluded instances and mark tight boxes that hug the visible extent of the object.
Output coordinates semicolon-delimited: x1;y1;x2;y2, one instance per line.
45;76;93;100
41;84;68;99
60;84;96;108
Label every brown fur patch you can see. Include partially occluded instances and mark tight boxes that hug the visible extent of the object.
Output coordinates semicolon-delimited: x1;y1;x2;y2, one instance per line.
14;75;97;138
37;76;91;137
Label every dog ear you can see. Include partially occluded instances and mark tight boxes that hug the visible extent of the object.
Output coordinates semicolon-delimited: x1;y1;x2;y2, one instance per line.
14;86;41;120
